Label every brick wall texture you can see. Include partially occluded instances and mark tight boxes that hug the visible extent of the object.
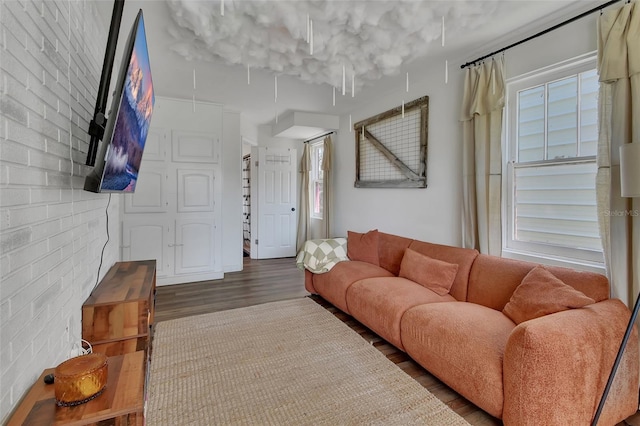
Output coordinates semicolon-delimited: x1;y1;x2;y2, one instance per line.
0;0;120;420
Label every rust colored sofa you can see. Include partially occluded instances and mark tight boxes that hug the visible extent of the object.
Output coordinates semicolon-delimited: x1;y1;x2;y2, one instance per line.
303;230;639;425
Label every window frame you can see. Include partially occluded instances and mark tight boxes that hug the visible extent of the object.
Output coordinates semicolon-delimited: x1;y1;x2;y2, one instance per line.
309;140;324;220
503;53;604;270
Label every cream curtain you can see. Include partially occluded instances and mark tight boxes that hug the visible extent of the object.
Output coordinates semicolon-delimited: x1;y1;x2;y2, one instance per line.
296;143;311;251
460;57;506;256
597;2;640;307
321;136;333;238
296;136;333;250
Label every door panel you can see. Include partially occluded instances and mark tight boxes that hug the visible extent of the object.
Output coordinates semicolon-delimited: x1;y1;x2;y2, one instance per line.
279;214;292;246
172;130;220;163
174;217;216;274
177;169;214;212
122;218;169;277
143;127;168;161
124;165;167;213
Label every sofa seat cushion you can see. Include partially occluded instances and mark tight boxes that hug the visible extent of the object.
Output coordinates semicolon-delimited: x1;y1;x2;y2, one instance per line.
313;261;393;315
346;277;455;351
401;302;515;418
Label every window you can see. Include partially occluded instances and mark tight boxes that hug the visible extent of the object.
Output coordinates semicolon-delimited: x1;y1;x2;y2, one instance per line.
505;56;603;266
310;141;324;219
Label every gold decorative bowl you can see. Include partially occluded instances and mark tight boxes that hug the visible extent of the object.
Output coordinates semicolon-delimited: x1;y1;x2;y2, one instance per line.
54;353;108;406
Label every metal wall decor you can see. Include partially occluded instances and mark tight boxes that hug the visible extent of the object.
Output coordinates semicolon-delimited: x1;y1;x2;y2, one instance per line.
354;96;428;188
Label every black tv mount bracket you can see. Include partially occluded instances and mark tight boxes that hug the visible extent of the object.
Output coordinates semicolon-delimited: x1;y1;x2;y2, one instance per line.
88;113;106;142
85;0;125;166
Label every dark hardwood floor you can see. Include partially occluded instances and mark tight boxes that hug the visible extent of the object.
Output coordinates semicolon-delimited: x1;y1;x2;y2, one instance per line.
155;256;308;323
155;256;640;426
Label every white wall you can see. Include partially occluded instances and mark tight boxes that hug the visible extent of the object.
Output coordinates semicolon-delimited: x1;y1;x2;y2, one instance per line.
331;12;599;247
332;62;465;246
0;1;118;421
222;111;243;272
503;14;597;79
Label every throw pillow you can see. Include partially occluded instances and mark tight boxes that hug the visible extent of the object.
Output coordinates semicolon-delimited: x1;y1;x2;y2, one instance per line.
502;266;596;324
398;248;459;296
347;230;380;266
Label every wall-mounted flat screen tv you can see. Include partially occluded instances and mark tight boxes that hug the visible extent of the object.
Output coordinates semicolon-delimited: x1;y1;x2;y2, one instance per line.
84;9;154;193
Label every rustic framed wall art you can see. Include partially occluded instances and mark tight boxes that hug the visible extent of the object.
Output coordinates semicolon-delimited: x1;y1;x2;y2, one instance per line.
353;96;428;188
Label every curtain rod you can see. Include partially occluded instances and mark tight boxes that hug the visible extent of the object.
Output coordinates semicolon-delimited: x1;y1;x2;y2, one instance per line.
304;131;335;143
460;0;624;69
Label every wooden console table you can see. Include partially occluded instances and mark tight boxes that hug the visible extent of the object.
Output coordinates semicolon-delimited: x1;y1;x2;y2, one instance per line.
82;260;156;358
7;261;156;425
6;351;144;426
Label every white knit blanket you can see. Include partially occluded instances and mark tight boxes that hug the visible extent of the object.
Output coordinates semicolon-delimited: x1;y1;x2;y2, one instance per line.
296;238;348;273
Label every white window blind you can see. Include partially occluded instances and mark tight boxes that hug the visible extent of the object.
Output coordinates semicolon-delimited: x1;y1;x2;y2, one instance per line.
512;161;600;250
506;57;603;266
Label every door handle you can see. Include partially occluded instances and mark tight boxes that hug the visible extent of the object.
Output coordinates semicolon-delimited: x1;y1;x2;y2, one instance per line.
291;208;295;211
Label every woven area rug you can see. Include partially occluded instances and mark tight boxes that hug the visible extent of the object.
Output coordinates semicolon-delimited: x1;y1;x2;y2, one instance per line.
147;297;470;425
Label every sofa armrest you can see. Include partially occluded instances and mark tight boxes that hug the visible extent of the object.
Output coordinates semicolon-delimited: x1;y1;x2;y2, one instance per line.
297;238;348;294
503;299;638;426
304;269;316;294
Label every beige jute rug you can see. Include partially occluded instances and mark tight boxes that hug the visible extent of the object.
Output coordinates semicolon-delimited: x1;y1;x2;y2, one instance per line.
146;297;470;425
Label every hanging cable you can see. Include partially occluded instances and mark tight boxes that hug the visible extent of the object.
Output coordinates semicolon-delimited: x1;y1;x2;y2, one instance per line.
351;73;355;98
342;65;346;96
92;193;112;292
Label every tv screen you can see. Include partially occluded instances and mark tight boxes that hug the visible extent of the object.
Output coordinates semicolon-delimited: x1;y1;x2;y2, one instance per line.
84;9;154;193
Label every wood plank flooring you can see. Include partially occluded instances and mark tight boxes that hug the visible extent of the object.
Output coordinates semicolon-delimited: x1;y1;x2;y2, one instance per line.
155;256;640;426
154;256;308;323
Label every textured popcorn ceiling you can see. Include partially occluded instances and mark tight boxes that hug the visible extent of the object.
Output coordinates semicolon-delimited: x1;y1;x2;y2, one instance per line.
97;0;599;129
165;0;500;90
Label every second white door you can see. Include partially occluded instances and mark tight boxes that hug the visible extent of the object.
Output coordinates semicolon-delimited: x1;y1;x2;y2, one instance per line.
255;147;297;259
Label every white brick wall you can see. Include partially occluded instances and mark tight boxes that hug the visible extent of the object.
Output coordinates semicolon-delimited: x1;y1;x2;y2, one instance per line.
0;0;120;421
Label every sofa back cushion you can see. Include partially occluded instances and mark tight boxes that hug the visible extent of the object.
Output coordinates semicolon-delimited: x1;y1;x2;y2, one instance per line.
406;241;479;301
378;232;414;275
399;248;459;296
468;254;610;310
502;266;596;324
347;230;380;266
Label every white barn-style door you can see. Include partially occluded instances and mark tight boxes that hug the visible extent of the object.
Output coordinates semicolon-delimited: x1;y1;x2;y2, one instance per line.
120;98;223;286
255;147;297;259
